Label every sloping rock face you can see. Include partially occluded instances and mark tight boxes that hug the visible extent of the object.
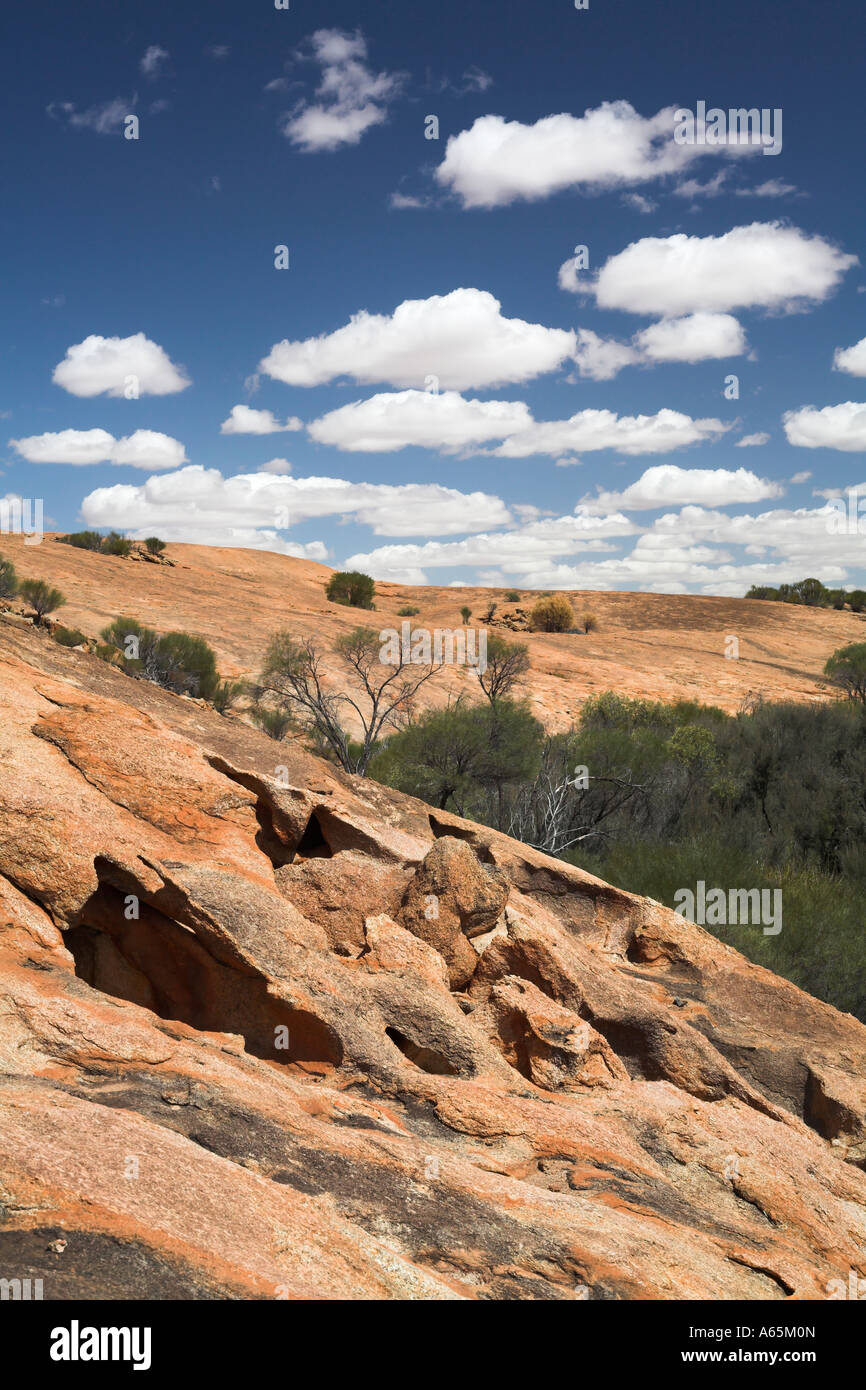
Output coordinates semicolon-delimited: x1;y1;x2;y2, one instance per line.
0;619;865;1300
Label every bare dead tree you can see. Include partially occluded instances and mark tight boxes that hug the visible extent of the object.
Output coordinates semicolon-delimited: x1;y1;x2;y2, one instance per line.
258;626;441;775
506;739;645;856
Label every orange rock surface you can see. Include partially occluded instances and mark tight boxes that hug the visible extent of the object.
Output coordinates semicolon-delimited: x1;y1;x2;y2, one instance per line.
0;597;864;1300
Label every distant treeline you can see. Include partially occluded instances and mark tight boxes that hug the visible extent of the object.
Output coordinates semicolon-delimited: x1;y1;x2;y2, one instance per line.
746;576;866;610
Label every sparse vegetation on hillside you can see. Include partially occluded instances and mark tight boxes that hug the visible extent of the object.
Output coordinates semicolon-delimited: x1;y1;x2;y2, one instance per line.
100;617;219;700
530;594;574;632
19;579;65;626
53;624;87;648
325;570;376;609
0;554;18;599
824;642;866;704
59;531;104;552
397;605;419;616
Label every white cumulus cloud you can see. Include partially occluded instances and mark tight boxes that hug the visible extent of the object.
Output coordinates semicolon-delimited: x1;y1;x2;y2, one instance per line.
783;402;866;451
260;288;576;391
834;337;866;377
579;464;784;513
53;334;190;397
307;390;532;453
494;407;730;458
10;428;186;470
434;101;751;209
568;223;857;316
79;465;512;547
220;405;303;434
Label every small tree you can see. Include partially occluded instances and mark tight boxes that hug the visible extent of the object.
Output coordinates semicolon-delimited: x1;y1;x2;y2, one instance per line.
19;579;65;626
531;594;574;632
476;634;530;706
483;601;498;622
583;612;598;633
259;625;440;775
824;643;866;705
0;554;18;599
144;537;166;555
325;570;376;609
460;605;471;624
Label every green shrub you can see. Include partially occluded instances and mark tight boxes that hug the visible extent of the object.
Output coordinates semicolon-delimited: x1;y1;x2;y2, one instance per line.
212;679;244;714
460;606;471;624
583;611;598;633
824;642;866;704
530;594;574;632
250;705;295;741
505;590;521;603
53;625;87;648
325;570;376;609
144;537;166;555
19;579;65;625
397;605;420;617
150;632;220;700
101;617;159;673
102;531;132;557
59;530;104;551
0;554;18;599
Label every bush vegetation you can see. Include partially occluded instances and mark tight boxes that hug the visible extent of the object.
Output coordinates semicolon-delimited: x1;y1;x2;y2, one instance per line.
19;579;65;625
0;554;18;599
370;679;866;1020
325;570;376;609
530;594;574;632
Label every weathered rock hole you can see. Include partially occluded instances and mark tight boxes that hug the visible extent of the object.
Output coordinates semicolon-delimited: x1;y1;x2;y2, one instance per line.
427;815;496;863
65;884;343;1074
295;811;333;859
385;1026;458;1076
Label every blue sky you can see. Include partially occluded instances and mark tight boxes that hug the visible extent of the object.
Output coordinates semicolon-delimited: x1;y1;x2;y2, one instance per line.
2;0;865;594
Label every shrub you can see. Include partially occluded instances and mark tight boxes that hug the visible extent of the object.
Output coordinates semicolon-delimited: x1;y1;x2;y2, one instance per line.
150;632;220;700
847;590;866;614
483;601;498;622
0;554;18;599
583;612;598;633
212;679;244;714
144;537;166;555
19;579;65;626
824;642;866;704
59;530;104;552
531;594;574;633
53;625;87;648
460;606;471;624
250;705;295;741
505;590;521;603
397;605;420;617
101;617;159;672
325;570;376;609
102;531;132;557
